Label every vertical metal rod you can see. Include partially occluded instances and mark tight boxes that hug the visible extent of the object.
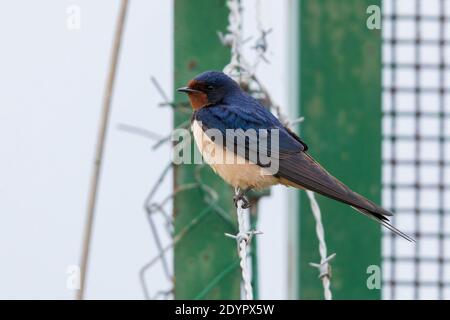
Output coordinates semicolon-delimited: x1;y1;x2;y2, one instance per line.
76;0;129;300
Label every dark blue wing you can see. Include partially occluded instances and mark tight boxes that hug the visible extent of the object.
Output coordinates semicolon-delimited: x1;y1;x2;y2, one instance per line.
194;103;306;162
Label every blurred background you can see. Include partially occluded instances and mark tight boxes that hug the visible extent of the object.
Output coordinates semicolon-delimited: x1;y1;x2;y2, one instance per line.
0;0;448;300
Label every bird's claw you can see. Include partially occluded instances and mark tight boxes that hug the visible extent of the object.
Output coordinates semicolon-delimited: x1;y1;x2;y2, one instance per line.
233;193;252;209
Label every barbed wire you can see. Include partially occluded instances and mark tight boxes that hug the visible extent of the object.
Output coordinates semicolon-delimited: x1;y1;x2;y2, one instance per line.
219;0;335;300
219;0;258;301
306;190;336;300
224;188;263;300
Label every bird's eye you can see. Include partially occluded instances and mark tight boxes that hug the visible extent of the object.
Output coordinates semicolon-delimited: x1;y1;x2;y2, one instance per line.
207;85;214;91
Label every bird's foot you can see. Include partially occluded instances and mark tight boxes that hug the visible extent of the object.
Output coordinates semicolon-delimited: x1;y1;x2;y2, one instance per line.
233;188;252;209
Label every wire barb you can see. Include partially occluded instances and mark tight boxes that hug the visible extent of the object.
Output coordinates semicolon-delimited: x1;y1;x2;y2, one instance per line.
228;187;261;300
306;190;335;300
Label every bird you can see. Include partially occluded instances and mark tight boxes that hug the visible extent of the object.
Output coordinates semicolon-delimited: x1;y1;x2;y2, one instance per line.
177;70;414;242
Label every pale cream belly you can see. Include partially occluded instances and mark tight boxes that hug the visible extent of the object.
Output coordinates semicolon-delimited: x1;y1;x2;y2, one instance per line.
191;120;279;190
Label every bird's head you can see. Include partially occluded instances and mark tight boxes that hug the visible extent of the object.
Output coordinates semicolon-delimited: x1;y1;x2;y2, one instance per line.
177;71;240;109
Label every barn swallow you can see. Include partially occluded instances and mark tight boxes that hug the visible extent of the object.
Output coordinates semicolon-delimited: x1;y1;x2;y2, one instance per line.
177;70;414;242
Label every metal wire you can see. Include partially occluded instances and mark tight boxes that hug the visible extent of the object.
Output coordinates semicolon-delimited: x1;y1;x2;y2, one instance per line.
306;191;336;300
230;188;254;300
220;0;259;301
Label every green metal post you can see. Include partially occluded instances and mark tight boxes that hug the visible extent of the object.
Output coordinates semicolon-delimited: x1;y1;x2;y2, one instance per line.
173;0;241;299
295;0;382;299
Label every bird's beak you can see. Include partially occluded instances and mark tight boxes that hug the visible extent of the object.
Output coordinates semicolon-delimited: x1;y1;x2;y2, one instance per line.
177;86;202;94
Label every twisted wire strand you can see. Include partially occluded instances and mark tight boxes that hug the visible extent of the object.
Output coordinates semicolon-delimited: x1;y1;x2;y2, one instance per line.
306;190;336;300
235;190;253;300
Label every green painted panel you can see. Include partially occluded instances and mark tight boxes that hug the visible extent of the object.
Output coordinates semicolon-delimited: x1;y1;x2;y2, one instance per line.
173;0;240;299
297;0;382;299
